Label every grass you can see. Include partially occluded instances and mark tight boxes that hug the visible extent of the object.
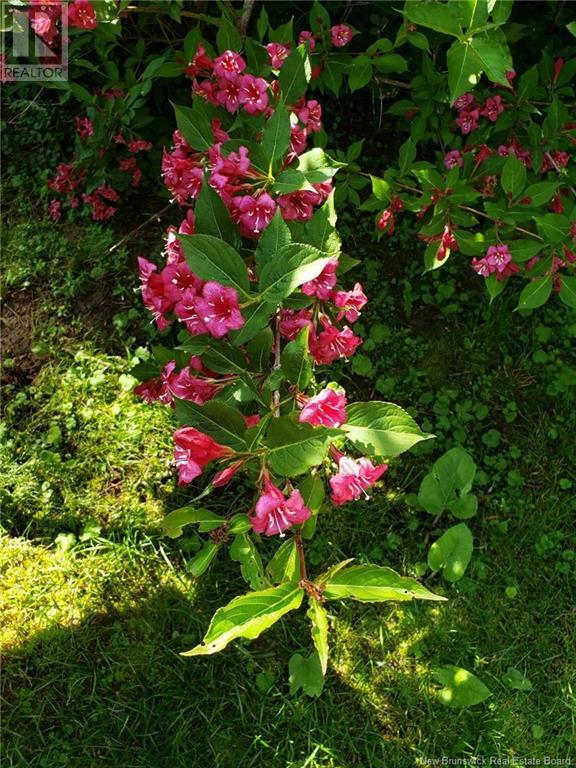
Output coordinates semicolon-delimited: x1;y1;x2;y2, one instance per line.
2;204;575;767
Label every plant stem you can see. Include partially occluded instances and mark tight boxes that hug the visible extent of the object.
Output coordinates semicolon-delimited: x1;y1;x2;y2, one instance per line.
295;530;308;582
108;203;173;253
272;314;282;417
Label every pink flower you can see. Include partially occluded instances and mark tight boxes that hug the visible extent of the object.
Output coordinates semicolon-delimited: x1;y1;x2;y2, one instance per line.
376;208;395;234
251;479;311;536
330;456;388;505
68;0;98;29
444;150;463;169
212;460;244;487
294;100;322;133
174;289;208;336
266;43;290;70
331;24;353;47
485;244;512;273
278;309;313;340
49;199;61;221
168;366;216;405
173;427;232;485
481;95;504;122
301;258;339;300
162;150;203;203
453;93;474;111
238;74;269;115
134;361;177;405
75;116;94;141
277;189;320;221
211;118;230;143
127;138;153;153
298;31;316;50
455;109;480;135
332;283;367;322
471;257;492;278
245;414;261;428
215;75;242;113
213;50;246;81
185;44;213;79
232;192;276;236
194;281;244;338
309;319;362;364
299;388;347;427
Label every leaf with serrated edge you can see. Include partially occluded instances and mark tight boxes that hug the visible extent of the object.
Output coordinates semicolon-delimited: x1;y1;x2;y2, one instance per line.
181;583;304;656
323;564;446;602
307;600;329;674
343;401;434;457
162;507;223;538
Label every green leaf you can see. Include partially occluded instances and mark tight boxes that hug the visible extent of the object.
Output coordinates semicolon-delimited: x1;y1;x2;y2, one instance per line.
258;243;333;303
307;601;329;675
216;18;242;53
371;175;391;203
289;651;324;697
246;327;274;371
272;169;315;195
179;234;250;296
448;494;478;520
266;539;301;584
417;447;477;515
265;418;341;476
194;179;239;247
502;667;533;692
454;0;489;29
172;100;213;152
428;523;474;582
300;474;326;539
348;55;373;92
281;326;312;389
187;541;220;577
230;302;277;346
182;583;304;656
290;194;341;256
230;534;268;590
297;148;345;183
516;276;553;311
559;276;576;309
399;138;417;176
508;240;544;262
404;1;462;36
323;564;447;603
342;401;434;458
278;45;311;103
174;399;247;450
501;155;527;199
434;666;492;708
202;340;248;375
262;106;292;173
373;53;408;74
309;0;330;34
469;35;513;87
534;214;569;243
522;182;558;207
254;208;292;272
162;507;223;538
447;41;482;103
490;0;514;25
567;21;576;39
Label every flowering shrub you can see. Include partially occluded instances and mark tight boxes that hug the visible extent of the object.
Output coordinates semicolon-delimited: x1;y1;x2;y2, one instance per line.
132;41;445;684
363;1;576;310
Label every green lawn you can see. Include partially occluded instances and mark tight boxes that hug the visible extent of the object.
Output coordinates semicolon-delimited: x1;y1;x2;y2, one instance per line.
2;213;575;767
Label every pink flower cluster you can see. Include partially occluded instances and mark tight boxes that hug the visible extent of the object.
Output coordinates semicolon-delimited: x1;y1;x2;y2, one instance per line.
28;0;97;51
329;453;388;506
164;47;328;237
48;120;152;220
279;263;367;367
376;196;405;236
138;211;245;337
471;244;519;280
454;92;505;135
135;356;216;407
